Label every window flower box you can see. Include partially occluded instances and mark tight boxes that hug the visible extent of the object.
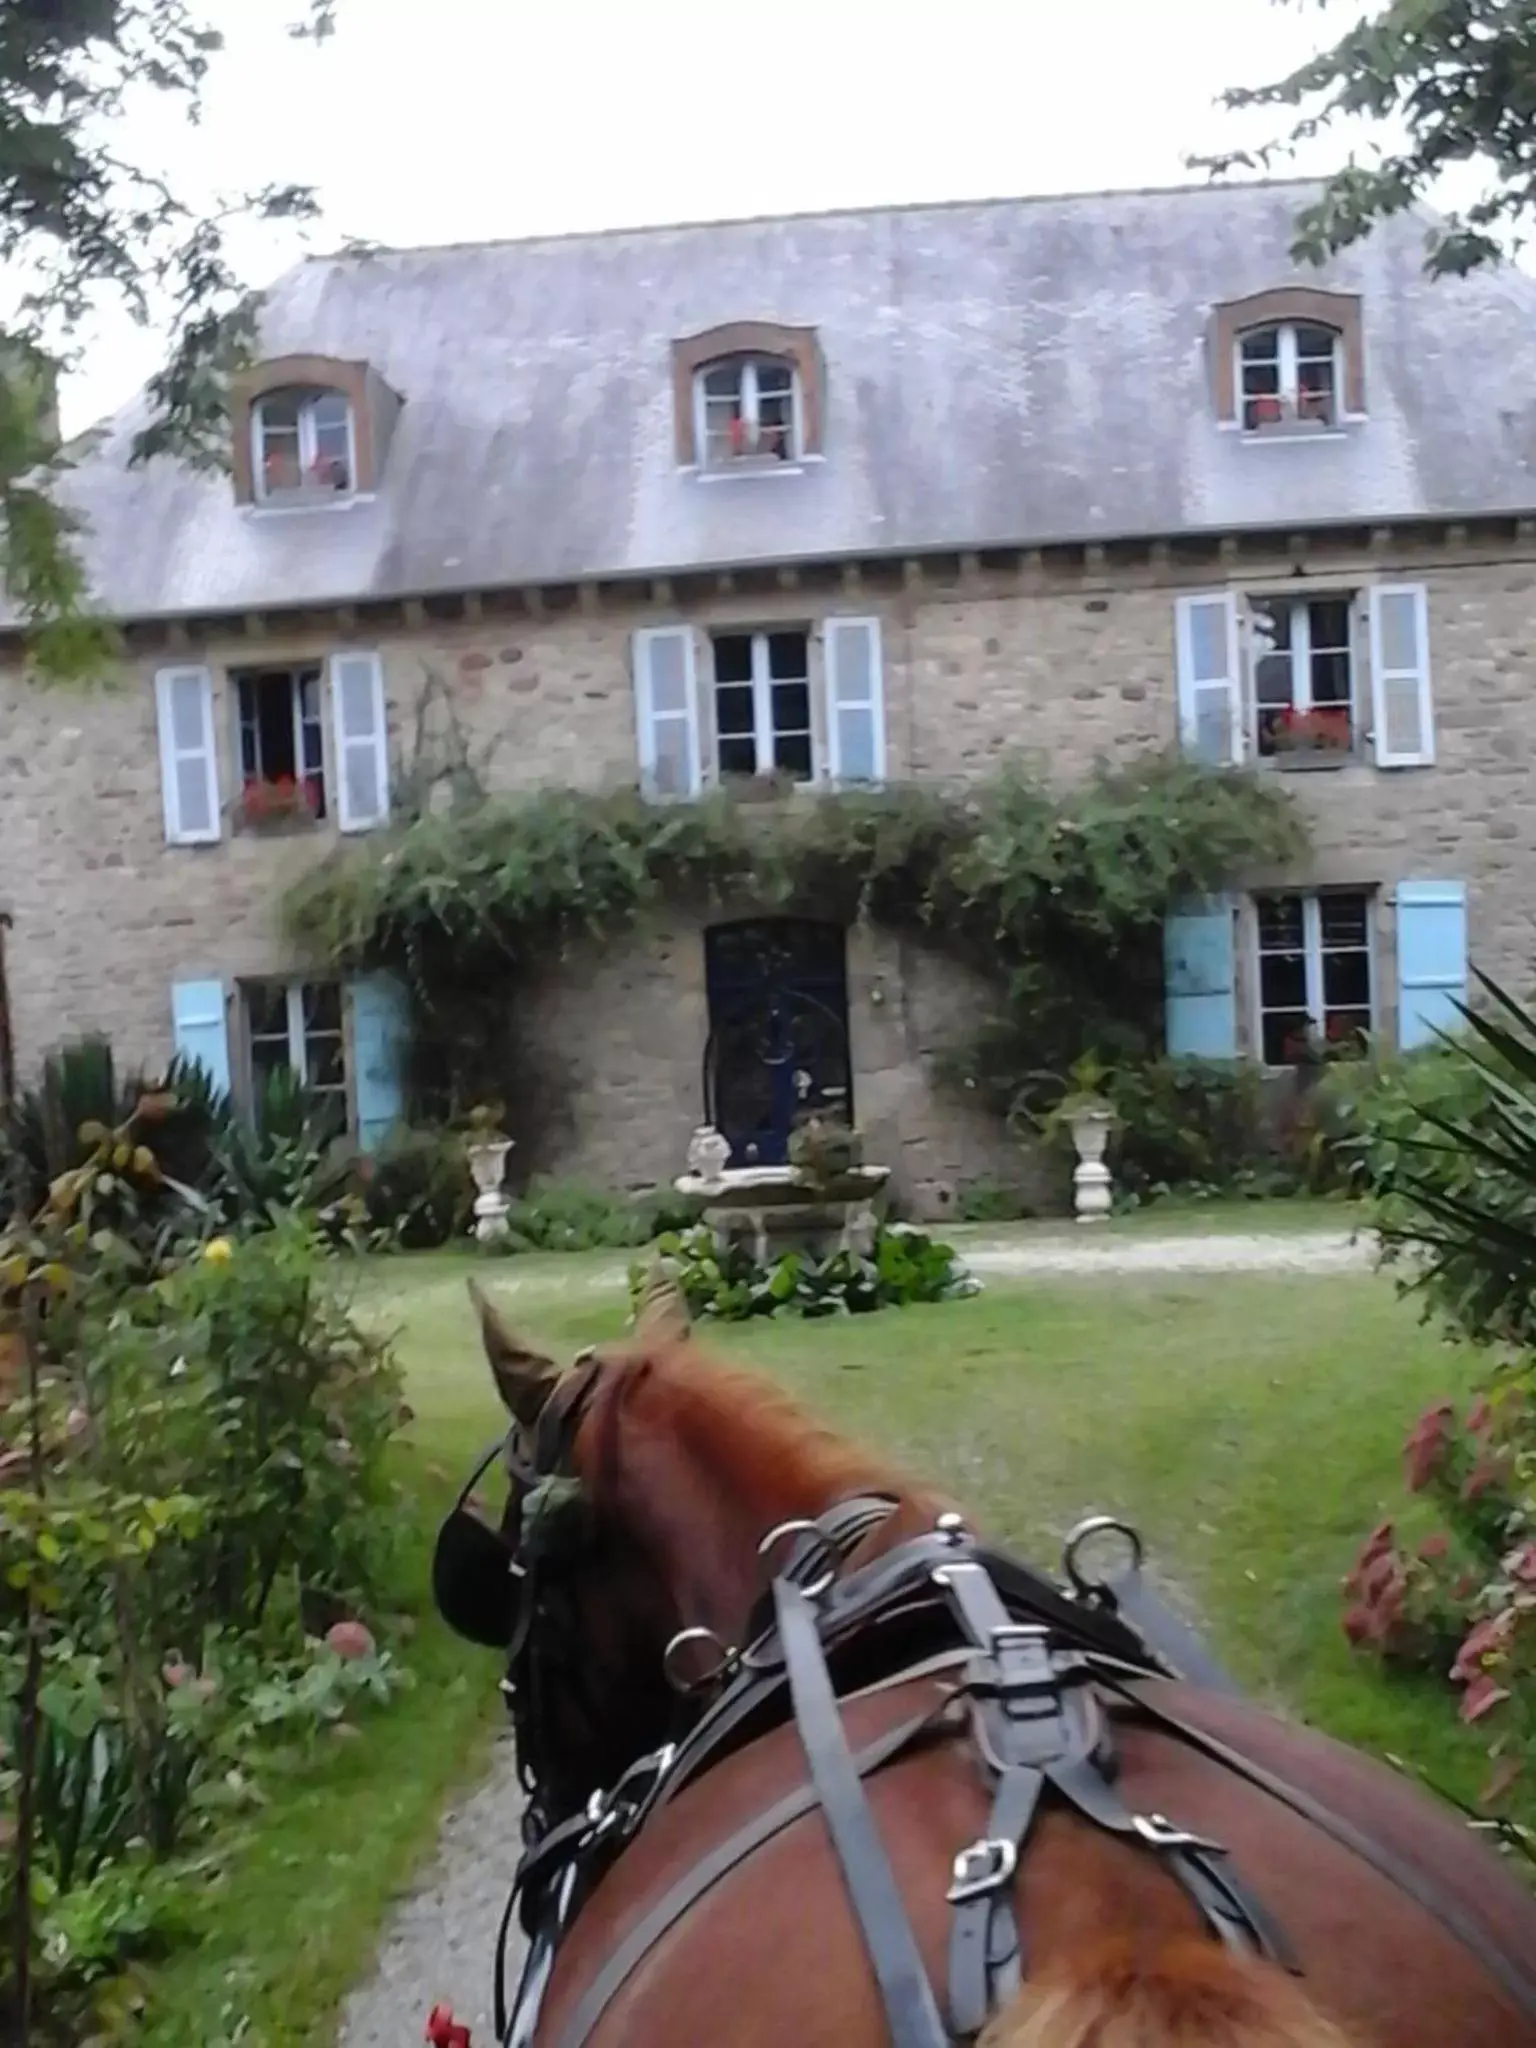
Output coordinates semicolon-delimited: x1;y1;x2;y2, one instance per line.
1270;706;1351;769
1248;394;1283;427
240;774;321;828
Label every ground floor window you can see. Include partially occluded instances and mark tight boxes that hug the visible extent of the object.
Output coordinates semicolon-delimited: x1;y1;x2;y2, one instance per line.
243;980;348;1121
1254;891;1373;1064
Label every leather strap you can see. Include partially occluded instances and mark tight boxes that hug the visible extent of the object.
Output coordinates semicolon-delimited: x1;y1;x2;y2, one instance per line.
1112;1681;1536;2025
546;1697;956;2048
775;1577;951;2048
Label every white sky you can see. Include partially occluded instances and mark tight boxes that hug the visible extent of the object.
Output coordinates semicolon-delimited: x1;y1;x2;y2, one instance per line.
57;0;1437;438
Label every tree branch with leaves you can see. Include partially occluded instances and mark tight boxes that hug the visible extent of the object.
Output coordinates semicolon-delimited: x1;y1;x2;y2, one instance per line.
0;1;337;677
1200;0;1536;277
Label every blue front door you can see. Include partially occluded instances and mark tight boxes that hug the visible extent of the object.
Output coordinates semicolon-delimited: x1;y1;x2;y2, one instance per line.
704;920;852;1167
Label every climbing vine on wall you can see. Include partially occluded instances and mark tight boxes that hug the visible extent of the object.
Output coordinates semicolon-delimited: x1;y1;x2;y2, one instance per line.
281;752;1306;1124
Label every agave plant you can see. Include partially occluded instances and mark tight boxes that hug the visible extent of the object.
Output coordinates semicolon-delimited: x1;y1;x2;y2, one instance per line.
1365;968;1536;1350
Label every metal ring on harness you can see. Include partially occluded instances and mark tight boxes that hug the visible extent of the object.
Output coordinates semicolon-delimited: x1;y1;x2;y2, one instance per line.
662;1625;741;1695
1062;1515;1145;1601
757;1517;838;1598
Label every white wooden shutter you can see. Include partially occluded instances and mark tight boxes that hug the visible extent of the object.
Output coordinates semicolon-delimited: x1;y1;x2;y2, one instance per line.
1369;584;1435;767
1174;594;1243;765
330;651;390;831
154;665;221;844
632;627;701;799
824;617;885;784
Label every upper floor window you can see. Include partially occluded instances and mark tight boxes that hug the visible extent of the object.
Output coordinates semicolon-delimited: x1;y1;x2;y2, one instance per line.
711;629;813;782
695;356;800;467
253;387;355;499
1239;323;1340;433
235;663;326;826
1251;596;1354;760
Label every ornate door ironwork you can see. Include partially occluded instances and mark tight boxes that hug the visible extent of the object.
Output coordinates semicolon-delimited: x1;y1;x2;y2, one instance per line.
703;920;852;1167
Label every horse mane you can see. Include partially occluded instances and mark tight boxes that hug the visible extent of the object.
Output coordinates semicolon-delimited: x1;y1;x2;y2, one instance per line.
577;1331;948;1626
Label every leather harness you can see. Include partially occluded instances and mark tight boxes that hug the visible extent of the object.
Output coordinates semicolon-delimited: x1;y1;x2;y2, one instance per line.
433;1392;1536;2048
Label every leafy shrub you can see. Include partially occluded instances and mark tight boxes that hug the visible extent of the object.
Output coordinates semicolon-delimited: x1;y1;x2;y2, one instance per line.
630;1221;980;1322
498;1176;703;1254
1334;975;1536;1807
955;1178;1036;1224
360;1124;473;1248
0;1120;411;2024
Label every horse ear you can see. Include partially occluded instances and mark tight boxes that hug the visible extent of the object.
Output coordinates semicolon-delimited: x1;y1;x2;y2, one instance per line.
467;1280;563;1427
633;1259;691;1345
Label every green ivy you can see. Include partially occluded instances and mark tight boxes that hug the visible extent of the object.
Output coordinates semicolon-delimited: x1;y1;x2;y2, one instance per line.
282;753;1305;1118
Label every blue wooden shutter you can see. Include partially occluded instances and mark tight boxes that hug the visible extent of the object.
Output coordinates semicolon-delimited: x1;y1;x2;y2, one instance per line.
1164;900;1237;1058
1396;879;1468;1048
351;975;409;1152
170;979;231;1097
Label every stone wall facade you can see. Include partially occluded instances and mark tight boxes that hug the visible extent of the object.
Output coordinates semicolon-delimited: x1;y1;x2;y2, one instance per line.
4;530;1535;1214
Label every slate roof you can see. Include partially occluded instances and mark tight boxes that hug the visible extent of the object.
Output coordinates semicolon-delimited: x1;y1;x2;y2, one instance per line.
34;178;1536;623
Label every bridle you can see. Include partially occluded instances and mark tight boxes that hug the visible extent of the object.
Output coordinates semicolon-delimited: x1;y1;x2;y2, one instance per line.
430;1352;611;1841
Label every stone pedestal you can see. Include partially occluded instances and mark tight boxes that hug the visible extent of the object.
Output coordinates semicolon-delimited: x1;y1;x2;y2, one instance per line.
1068;1109;1114;1224
466;1138;513;1243
673;1162;891;1263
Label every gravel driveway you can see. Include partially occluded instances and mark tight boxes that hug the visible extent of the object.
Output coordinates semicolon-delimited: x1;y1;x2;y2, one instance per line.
336;1222;1372;2047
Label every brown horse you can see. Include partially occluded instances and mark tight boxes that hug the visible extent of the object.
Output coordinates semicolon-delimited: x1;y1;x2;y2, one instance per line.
442;1276;1536;2048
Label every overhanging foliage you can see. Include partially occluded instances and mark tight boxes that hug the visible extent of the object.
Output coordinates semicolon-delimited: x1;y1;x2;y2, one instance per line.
283;753;1305;1117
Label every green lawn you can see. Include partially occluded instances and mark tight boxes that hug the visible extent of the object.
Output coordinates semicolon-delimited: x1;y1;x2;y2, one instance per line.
137;1230;1519;2046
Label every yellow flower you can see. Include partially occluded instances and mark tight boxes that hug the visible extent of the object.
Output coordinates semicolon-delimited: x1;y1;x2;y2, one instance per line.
202;1237;234;1266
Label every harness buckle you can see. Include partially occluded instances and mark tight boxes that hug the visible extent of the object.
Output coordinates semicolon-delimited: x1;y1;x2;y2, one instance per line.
947;1836;1019;1904
1133;1811;1224;1855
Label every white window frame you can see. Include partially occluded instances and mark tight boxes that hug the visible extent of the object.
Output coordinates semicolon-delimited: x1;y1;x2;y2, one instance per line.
236;666;326;813
710;628;814;781
252;389;358;500
1235;323;1343;433
692;356;802;467
245;980;348;1110
1252;891;1375;1065
1248;594;1357;753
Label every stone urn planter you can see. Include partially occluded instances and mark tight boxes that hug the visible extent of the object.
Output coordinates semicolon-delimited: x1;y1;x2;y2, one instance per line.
464;1105;513;1243
1063;1096;1115;1224
686;1124;732;1194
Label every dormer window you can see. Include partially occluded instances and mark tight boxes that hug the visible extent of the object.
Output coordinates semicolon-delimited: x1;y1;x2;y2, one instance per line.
1210;288;1364;435
253;388;355;499
696;356;799;466
1239;323;1340;433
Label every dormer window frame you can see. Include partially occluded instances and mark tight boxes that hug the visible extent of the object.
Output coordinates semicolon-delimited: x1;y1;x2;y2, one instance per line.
692;354;803;471
670;320;825;471
1210;286;1365;436
1235;320;1344;437
251;385;359;503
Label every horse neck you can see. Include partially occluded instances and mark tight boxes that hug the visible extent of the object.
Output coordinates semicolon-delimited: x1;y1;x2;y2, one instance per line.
586;1347;946;1649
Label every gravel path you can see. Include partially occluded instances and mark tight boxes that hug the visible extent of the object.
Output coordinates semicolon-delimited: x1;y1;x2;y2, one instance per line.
335;1221;1372;2046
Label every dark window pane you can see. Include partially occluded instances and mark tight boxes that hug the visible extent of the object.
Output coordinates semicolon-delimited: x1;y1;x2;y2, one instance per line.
1259;951;1307;1010
1310;649;1352;707
1320;893;1369;947
1262;1011;1311;1066
771;681;809;733
1309;599;1350;650
704;364;742;399
1323;1008;1370;1052
303;983;342;1034
1323;950;1370;1009
1256;894;1304;951
718;735;757;777
307;1034;345;1091
1295;325;1336;359
247;985;288;1039
715;684;755;737
775;732;813;780
767;631;808;680
712;634;753;685
755;361;793;396
1241;329;1280;362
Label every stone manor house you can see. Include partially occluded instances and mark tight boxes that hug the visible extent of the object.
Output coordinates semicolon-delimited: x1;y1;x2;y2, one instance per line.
2;178;1535;1215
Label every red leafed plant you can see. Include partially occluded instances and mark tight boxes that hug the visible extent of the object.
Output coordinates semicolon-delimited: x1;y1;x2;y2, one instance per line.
241;774;320;825
1341;1386;1533;1808
1271;705;1351;753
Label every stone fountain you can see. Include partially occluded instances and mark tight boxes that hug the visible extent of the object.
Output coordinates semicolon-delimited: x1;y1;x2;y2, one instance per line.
676;1121;889;1264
